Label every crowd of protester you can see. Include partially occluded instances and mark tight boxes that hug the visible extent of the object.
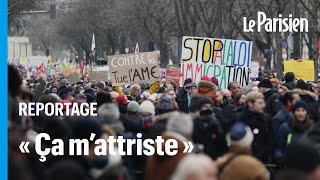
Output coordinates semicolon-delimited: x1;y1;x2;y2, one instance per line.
8;64;320;180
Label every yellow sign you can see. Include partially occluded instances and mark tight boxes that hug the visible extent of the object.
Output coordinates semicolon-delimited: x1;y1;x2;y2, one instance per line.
19;55;27;65
284;60;314;81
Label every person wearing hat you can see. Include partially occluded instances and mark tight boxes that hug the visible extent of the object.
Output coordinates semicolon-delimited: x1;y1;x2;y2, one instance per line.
225;122;254;154
94;81;105;94
123;101;145;133
274;100;314;164
176;78;193;113
193;97;228;160
135;93;146;104
258;78;282;116
116;95;130;114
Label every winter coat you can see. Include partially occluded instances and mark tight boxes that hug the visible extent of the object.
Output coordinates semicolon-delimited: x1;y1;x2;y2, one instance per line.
149;111;176;140
283;82;297;90
193;113;228;160
235;108;274;163
273;118;314;164
176;89;189;113
272;109;292;136
263;89;282;116
144;131;190;180
124;112;144;132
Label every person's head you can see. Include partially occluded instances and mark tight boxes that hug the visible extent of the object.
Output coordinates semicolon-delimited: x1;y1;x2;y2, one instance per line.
285;72;295;83
94;82;105;94
109;91;119;103
292;91;301;105
197;97;214;116
127;101;140;114
226;122;254;154
258;78;272;93
278;86;289;96
8;65;22;98
232;93;246;107
183;78;193;90
297;79;309;90
129;84;141;96
139;100;155;117
280;92;293;108
211;77;219;87
292;100;310;122
164;79;177;91
166;111;193;140
172;154;218;180
313;82;320;95
97;103;120;124
96;92;112;109
186;83;198;96
228;82;240;96
221;89;232;102
50;86;59;94
156;96;175;115
245;91;265;113
163;89;176;100
82;77;89;84
74;93;87;103
215;90;224;106
66;86;75;94
135;93;146;104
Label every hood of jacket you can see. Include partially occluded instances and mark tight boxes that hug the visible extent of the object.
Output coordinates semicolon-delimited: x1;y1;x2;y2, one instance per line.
291;88;318;101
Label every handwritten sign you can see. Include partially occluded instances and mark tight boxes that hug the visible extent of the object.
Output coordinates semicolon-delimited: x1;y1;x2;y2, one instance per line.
180;36;253;89
284;60;314;81
27;56;48;68
108;52;160;86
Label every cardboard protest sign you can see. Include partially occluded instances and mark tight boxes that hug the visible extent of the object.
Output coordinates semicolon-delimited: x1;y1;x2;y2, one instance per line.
284;60;314;81
180;36;253;89
67;72;80;85
27;56;48;68
108;52;160;86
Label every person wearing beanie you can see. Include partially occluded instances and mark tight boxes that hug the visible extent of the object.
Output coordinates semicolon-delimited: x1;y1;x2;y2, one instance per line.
200;76;211;82
274;100;314;164
216;154;268;180
258;78;282;116
139;100;155;117
211;77;219;87
149;96;177;140
123;101;144;133
226;122;254;154
193;97;228;160
135;93;146;104
95;82;105;94
196;80;217;102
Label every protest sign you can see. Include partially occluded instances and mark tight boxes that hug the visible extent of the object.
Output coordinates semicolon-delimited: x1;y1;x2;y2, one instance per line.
68;72;80;85
250;61;260;78
108;52;160;86
27;56;48;68
284;60;315;81
180;36;253;89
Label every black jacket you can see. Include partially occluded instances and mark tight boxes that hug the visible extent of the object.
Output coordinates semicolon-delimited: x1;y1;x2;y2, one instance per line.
235;108;274;163
283;82;297;90
264;89;282;116
272;109;292;136
193;113;228;160
176;89;189;113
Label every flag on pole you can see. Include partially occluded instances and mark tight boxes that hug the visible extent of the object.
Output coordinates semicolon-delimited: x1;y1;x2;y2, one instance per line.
135;42;139;53
91;33;96;51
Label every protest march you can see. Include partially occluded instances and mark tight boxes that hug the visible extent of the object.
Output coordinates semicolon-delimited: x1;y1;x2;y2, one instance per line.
7;1;320;180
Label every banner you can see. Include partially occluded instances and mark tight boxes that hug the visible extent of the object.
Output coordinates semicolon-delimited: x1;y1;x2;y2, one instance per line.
108;52;160;86
180;36;253;89
284;60;315;81
27;56;48;68
250;61;260;78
